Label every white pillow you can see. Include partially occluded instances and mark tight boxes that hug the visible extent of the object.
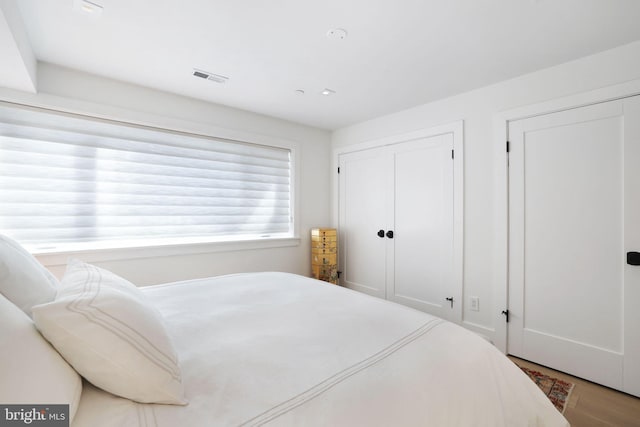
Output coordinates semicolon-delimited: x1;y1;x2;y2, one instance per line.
0;234;57;317
32;259;187;405
0;292;83;422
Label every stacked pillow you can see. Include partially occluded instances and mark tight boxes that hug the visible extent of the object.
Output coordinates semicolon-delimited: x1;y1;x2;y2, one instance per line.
0;292;83;421
0;234;57;317
0;235;82;422
33;259;187;405
0;235;187;410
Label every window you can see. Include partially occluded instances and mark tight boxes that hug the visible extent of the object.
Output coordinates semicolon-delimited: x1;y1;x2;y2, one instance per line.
0;102;293;252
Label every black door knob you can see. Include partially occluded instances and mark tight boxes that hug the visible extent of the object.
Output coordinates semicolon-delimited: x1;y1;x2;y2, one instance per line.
377;229;385;238
627;252;640;265
386;230;394;239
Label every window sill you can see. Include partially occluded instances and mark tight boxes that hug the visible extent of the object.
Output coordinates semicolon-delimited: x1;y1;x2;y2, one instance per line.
34;236;301;267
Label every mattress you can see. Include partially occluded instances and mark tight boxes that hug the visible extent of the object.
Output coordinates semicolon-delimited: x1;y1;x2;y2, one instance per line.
70;272;568;427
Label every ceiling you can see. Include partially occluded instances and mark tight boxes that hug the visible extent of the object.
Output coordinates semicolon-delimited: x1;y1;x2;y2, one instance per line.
8;0;640;130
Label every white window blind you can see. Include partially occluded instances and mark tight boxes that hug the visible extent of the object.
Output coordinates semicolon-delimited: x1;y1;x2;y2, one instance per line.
0;103;292;251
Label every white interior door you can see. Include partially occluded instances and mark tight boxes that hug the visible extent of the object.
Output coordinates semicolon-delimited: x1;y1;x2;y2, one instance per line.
338;147;389;298
508;97;640;396
389;135;457;320
338;130;460;322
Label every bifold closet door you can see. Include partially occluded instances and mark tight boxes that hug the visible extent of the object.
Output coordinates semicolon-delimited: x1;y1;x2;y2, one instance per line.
508;97;640;397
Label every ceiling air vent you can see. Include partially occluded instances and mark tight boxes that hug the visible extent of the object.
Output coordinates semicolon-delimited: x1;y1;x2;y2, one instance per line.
192;68;229;84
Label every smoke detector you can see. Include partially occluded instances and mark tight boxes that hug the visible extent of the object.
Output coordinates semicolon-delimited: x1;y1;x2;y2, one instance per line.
326;28;348;40
192;69;229;84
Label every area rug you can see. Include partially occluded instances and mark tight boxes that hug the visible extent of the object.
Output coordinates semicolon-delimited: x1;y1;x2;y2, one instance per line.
519;366;575;414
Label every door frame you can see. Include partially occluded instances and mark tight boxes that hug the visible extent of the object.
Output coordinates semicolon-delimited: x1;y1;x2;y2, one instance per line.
492;79;640;353
332;121;464;324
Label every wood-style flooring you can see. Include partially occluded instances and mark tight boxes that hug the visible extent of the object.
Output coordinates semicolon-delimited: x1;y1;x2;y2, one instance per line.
509;356;640;426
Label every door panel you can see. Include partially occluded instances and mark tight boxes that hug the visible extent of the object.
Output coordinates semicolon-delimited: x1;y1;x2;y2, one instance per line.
623;96;640;397
390;135;454;320
522;106;623;353
508;98;639;395
338;148;388;298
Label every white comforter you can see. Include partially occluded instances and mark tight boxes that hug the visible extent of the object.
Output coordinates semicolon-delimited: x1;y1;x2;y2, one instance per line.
71;272;568;427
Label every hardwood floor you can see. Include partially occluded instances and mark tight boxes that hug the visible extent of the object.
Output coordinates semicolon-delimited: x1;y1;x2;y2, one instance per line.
509;356;640;426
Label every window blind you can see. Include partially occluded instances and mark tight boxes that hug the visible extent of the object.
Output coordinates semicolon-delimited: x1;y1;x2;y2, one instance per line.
0;103;292;251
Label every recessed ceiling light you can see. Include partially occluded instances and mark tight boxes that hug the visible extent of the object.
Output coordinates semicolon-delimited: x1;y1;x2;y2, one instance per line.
321;88;336;96
73;0;104;16
295;89;305;95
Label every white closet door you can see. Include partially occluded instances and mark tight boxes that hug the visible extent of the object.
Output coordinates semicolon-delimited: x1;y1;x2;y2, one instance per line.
338;147;389;298
508;97;640;396
388;134;456;320
338;130;460;322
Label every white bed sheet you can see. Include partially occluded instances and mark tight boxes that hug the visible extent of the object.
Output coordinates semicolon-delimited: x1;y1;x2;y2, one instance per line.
71;272;569;427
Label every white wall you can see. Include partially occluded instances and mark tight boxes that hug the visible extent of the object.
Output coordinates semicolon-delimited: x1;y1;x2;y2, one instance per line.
0;63;332;285
332;40;640;340
0;0;37;92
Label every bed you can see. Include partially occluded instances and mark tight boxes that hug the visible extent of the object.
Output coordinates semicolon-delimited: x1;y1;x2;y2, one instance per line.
0;235;569;427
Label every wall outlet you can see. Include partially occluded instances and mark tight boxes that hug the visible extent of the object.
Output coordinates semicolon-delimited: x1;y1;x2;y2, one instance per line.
470;296;480;311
